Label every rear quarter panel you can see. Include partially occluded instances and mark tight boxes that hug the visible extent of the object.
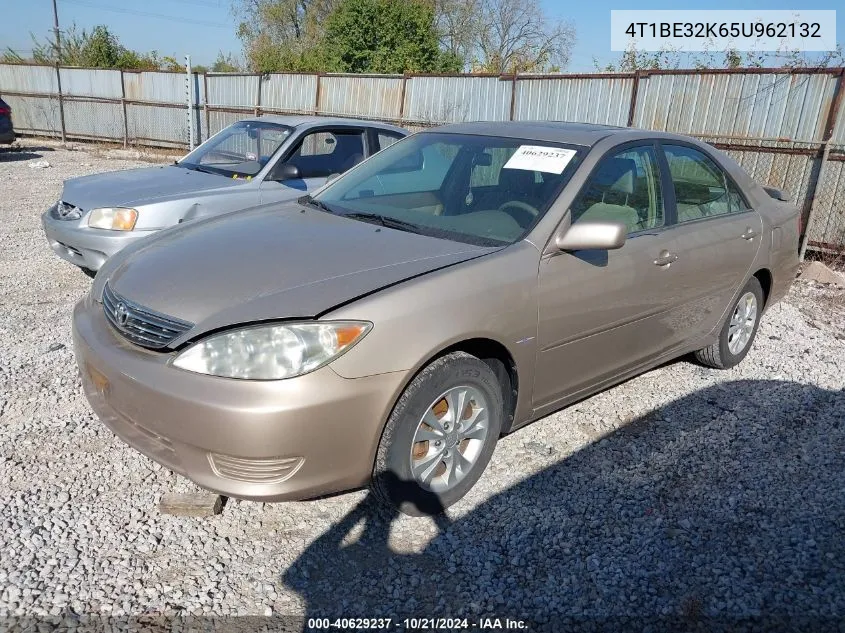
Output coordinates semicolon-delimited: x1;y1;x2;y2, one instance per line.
715;149;800;308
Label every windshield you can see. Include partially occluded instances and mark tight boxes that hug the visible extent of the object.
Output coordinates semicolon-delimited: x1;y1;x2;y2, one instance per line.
180;121;293;178
313;132;584;246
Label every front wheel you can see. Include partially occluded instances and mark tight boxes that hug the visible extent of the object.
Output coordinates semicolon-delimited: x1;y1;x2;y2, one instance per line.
372;352;504;516
695;276;764;369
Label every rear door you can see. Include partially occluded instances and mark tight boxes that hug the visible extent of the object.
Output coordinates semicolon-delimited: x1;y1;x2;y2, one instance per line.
260;127;367;203
371;128;405;154
658;143;763;342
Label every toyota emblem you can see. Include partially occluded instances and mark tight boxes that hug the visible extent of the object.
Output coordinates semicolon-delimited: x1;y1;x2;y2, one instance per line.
114;302;129;326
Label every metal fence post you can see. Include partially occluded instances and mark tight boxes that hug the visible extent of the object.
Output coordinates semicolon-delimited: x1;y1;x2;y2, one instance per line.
398;74;408;126
627;70;642;127
54;63;66;143
799;67;845;259
203;73;210;143
119;69;129;148
255;73;261;117
314;73;323;116
510;74;517;120
185;56;195;150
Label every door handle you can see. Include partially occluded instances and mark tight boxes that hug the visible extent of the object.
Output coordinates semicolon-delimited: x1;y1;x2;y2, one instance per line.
653;251;678;267
741;228;757;240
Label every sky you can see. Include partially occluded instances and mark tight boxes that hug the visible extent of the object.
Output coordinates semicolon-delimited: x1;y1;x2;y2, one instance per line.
1;0;843;72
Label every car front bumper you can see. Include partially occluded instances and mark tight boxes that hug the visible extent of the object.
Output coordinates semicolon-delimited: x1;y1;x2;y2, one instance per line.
42;206;158;271
72;294;407;501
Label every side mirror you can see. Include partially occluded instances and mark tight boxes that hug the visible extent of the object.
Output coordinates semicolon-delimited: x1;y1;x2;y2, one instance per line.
272;163;301;181
326;172;341;184
556;221;627;251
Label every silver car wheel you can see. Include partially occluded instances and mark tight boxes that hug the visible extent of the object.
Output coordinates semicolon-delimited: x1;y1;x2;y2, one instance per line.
727;291;758;355
409;385;490;493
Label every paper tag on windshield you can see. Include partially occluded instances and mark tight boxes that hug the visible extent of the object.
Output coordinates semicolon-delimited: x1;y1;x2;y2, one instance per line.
503;145;577;174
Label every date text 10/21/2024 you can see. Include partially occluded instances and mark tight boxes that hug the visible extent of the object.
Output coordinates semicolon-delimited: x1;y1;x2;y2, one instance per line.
306;617;529;630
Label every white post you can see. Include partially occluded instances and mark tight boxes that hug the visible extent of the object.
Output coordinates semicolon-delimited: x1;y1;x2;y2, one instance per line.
185;55;195;150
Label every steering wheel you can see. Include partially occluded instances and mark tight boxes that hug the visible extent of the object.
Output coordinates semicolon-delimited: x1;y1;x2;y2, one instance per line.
498;200;540;227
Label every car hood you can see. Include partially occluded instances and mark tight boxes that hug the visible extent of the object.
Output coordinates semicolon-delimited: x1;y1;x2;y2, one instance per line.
105;205;495;344
62;165;244;209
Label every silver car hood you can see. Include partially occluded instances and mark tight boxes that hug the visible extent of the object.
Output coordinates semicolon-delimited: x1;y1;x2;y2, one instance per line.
105;205;494;344
62;165;245;209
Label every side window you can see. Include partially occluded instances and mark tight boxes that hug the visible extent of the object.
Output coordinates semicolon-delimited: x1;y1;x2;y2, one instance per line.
571;145;664;234
663;145;742;222
727;179;750;213
286;130;365;178
376;131;404;151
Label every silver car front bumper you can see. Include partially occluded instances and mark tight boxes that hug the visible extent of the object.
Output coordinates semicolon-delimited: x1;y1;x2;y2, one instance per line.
41;206;158;271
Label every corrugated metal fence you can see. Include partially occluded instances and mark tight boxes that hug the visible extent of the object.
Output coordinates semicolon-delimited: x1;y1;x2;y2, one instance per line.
2;63;844;252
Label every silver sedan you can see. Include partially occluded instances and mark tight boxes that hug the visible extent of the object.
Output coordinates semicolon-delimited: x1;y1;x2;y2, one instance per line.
41;115;407;273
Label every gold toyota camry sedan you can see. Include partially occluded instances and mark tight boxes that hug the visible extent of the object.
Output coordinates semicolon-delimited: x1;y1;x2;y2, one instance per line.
73;122;800;515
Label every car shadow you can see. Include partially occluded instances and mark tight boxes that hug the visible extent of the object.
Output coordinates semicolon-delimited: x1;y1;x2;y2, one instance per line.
0;149;44;162
281;379;845;631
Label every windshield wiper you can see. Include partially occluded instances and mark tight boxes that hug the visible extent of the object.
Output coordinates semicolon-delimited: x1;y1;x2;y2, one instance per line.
343;212;426;235
298;194;336;214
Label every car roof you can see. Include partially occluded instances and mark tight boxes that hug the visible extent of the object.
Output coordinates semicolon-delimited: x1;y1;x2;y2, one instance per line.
240;114;407;135
428;121;629;147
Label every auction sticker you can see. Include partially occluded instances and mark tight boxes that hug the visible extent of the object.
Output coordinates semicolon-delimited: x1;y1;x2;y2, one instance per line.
503;145;577;174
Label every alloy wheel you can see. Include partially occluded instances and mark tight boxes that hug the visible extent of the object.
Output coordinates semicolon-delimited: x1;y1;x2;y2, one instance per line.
409;385;490;493
727;291;758;355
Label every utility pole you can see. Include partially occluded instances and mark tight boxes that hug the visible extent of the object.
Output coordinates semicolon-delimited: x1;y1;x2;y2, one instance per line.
51;0;61;61
51;0;67;143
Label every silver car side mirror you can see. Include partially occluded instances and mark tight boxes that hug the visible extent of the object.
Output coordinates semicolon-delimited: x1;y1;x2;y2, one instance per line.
556;221;627;251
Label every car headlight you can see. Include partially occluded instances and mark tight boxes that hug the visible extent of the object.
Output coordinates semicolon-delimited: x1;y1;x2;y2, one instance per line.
171;321;372;380
88;207;138;231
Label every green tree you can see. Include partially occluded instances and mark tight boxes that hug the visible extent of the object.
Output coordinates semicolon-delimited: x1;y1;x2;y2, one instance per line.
16;23;160;69
234;0;336;72
322;0;460;73
211;51;242;72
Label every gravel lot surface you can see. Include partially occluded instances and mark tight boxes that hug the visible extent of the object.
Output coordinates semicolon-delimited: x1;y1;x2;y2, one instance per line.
1;142;844;629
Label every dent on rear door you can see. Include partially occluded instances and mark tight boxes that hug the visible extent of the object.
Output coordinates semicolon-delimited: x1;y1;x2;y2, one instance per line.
668;210;763;342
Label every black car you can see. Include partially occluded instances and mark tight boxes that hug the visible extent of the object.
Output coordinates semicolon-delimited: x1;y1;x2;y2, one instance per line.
0;98;15;144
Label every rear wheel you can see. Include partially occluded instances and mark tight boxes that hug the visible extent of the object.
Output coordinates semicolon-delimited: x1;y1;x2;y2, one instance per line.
695;276;764;369
372;352;504;516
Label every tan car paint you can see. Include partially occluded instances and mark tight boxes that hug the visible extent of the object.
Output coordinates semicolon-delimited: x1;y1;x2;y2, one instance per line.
73;123;800;503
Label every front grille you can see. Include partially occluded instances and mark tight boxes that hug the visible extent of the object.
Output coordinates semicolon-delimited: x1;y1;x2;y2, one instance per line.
208;453;304;484
102;282;193;349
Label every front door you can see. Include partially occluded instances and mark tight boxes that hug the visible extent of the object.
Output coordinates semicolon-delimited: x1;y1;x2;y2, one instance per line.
534;143;681;411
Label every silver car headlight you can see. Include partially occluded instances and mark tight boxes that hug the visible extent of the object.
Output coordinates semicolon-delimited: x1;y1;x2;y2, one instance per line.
171;321;372;380
88;207;138;231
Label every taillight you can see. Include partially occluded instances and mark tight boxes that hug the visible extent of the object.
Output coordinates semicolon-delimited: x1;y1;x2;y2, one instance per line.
0;106;10;115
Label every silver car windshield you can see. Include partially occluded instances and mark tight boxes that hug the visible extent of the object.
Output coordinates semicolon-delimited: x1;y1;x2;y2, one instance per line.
180;121;293;178
312;132;584;246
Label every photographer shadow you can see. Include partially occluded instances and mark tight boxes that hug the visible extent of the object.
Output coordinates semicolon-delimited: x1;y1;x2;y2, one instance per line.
282;379;845;631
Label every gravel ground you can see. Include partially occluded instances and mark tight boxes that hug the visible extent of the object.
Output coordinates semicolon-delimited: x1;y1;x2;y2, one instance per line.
1;142;844;629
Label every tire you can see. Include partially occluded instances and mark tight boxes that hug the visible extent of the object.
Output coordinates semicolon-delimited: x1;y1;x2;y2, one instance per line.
694;276;764;369
372;352;504;516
